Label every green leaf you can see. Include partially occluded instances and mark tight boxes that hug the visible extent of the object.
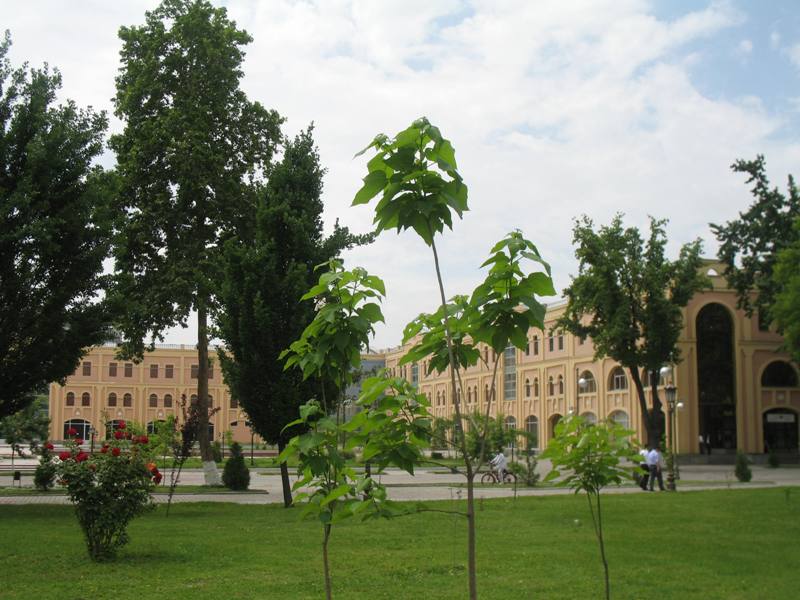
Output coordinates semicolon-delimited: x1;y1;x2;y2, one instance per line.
352;170;388;206
321;484;352;507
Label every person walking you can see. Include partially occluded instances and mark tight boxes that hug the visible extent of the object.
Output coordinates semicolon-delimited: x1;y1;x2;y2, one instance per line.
637;447;650;490
646;446;665;491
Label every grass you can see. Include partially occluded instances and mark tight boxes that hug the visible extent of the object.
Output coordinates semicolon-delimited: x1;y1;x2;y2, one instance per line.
0;485;267;496
1;488;798;599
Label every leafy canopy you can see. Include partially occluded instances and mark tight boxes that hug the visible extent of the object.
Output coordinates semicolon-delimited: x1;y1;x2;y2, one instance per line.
772;219;800;362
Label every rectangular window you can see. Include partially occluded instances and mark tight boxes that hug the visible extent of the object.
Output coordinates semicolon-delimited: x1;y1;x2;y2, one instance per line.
82;362;91;376
558;332;564;351
411;364;419;385
230;396;239;409
503;346;516;401
208;364;214;379
525;342;530;356
108;362;117;377
124;363;133;377
149;364;158;378
191;364;199;379
548;336;554;352
165;364;174;378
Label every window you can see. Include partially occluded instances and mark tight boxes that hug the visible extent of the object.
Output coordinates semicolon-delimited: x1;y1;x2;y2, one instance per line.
105;419;126;439
761;361;798;387
548;376;554;396
108;362;117;377
484;384;490;403
557;375;564;395
609;367;628;391
66;392;75;406
123;393;132;407
150;364;159;378
558;332;564;351
190;394;198;405
164;394;173;408
525;341;530;356
581;412;598;425
191;364;199;379
230;396;238;409
609;410;629;429
411;363;419;385
124;363;133;377
525;416;539;449
81;392;90;406
82;362;91;376
63;419;90;440
525;379;531;398
208;395;213;407
165;364;174;378
208;364;214;379
149;394;158;408
534;377;539;397
147;420;166;435
107;393;117;407
503;346;516;400
483;347;489;364
578;371;597;394
548;336;554;352
504;416;517;431
533;336;539;355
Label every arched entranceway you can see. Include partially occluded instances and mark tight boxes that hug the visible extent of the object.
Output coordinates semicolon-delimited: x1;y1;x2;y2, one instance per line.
696;303;737;452
763;408;799;453
548;414;562;443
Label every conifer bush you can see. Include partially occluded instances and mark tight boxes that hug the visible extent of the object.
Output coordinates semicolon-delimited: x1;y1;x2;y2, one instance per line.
34;441;57;491
222;441;250;491
734;451;752;482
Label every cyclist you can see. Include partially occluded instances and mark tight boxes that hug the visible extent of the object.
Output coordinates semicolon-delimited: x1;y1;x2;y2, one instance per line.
489;450;508;483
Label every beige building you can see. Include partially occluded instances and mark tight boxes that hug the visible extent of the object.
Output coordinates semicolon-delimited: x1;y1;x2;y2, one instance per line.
50;268;800;455
383;267;800;456
48;344;257;445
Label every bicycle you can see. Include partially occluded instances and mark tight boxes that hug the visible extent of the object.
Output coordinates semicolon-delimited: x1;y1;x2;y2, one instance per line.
480;469;517;485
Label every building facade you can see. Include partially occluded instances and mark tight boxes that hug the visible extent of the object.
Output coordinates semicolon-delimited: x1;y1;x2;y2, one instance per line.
383;268;800;455
48;344;258;444
49;268;800;454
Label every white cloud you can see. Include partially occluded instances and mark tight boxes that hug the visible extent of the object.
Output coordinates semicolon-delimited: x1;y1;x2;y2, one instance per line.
2;0;794;349
787;43;800;69
737;39;753;55
770;31;781;49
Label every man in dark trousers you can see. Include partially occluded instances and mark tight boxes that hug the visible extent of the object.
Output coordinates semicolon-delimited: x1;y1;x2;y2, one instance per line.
647;446;665;491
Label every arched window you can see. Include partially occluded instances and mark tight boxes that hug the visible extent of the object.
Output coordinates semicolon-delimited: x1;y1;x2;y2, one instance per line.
105;419;126;440
147;420;166;434
578;371;596;394
63;419;91;440
533;377;539;397
123;393;132;407
484;384;490;403
609;367;628;391
149;393;158;408
557;375;564;395
66;392;75;406
548;376;554;396
208;394;213;407
207;422;215;441
761;361;798;387
484;347;489;364
525;416;539;449
504;416;517;431
107;392;117;407
581;412;597;425
190;394;198;405
81;392;91;406
525;379;531;398
164;394;173;408
609;410;629;429
533;335;539;355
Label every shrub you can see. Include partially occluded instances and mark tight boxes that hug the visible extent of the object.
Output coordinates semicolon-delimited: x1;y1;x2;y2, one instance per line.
34;441;57;491
431;451;444;460
56;423;158;561
735;451;752;482
519;450;540;487
767;449;780;468
211;440;223;463
222;442;250;491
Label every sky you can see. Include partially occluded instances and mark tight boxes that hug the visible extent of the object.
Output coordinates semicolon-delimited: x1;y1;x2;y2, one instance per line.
5;0;799;351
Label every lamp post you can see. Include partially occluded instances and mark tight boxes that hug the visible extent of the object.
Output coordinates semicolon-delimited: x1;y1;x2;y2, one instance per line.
246;421;254;466
89;426;96;453
665;382;677;491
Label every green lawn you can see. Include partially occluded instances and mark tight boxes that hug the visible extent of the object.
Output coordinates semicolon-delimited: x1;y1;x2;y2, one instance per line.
1;488;797;599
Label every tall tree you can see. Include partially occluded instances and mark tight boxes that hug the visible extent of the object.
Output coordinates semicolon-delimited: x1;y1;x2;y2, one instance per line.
557;215;707;446
216;127;368;506
772;219;800;363
0;396;50;466
110;0;283;484
711;156;800;323
0;33;112;418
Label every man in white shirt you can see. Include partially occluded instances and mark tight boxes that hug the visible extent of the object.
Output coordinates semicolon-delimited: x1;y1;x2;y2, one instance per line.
646;447;665;491
490;451;508;483
636;448;650;490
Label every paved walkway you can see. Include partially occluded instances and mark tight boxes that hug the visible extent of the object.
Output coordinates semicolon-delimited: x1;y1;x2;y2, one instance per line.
3;462;799;505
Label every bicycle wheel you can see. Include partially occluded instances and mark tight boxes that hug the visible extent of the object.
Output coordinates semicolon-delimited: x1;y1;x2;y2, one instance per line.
502;472;517;484
480;472;495;484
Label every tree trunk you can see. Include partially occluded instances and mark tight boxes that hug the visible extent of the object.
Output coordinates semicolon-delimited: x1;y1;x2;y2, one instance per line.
197;300;221;485
278;437;293;508
466;467;478;600
628;366;658;448
322;523;333;600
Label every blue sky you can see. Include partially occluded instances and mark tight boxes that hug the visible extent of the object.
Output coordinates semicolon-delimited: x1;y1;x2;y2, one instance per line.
4;0;799;349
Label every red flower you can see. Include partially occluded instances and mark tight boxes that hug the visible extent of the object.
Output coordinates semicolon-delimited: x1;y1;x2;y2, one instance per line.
111;447;121;457
125;431;132;439
100;445;109;454
44;442;54;450
117;420;126;430
139;435;149;444
76;451;88;463
74;438;84;446
67;427;78;436
114;430;124;440
58;451;72;461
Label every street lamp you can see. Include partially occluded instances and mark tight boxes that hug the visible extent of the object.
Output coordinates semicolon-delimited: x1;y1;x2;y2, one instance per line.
664;378;678;491
89;426;97;453
245;421;254;466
